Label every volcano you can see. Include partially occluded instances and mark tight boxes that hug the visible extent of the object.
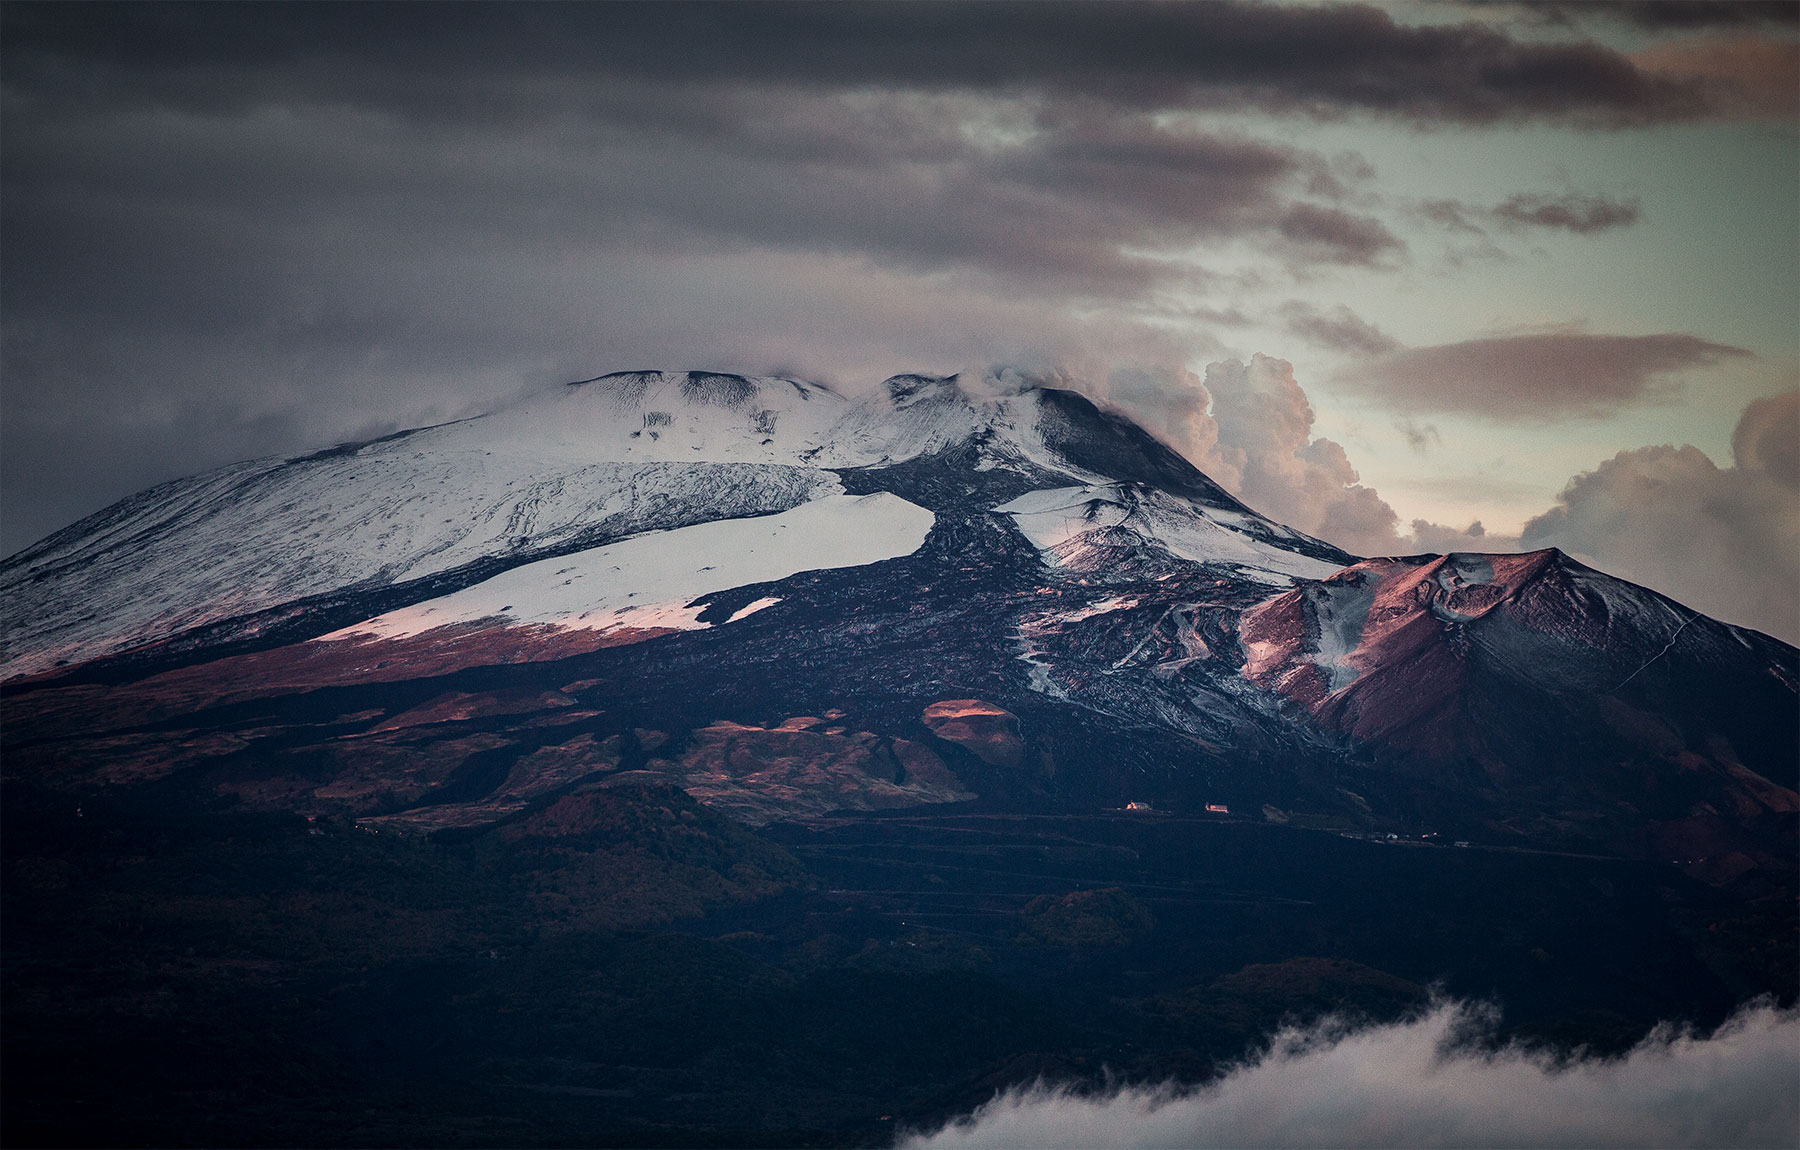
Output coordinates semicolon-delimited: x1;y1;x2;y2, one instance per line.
4;370;1794;1145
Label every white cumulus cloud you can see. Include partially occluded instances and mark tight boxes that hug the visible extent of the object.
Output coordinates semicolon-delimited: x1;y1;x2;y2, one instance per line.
1520;390;1800;645
900;998;1800;1150
1086;363;1797;646
1091;354;1436;557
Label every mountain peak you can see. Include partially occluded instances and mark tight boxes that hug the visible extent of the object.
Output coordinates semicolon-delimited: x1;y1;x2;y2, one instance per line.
878;371;960;406
0;365;1341;680
1237;543;1793;765
3;363;1792;902
564;369;841;410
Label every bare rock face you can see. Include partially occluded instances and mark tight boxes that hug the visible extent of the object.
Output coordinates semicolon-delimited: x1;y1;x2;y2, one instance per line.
1238;547;1794;764
922;699;1025;768
1239;551;1562;755
1237;549;1799;877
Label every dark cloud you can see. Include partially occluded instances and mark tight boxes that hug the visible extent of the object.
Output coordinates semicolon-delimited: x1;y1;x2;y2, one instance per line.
1279;302;1402;356
1632;34;1800;122
0;1;1771;556
904;998;1800;1149
1274;205;1404;266
1520;391;1800;644
1608;1;1800;30
1495;2;1800;32
0;225;1232;555
1185;306;1256;327
0;26;1370;551
3;2;1716;128
0;17;1406;326
1395;417;1443;454
6;86;1303;296
1420;191;1641;235
1336;333;1753;420
1493;192;1641;233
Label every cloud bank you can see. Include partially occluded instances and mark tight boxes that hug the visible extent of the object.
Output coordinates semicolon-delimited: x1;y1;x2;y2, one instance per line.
4;2;1721;128
1090;362;1796;644
1279;302;1402;356
1632;33;1800;121
1;1;1789;659
1521;389;1800;645
901;998;1800;1150
1082;355;1408;558
1199;357;1406;556
0;1;1770;553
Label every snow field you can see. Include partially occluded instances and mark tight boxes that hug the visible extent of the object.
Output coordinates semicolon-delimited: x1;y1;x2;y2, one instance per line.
323;493;935;641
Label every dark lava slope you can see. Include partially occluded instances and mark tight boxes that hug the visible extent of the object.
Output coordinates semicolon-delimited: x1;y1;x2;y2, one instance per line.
3;370;1794;1146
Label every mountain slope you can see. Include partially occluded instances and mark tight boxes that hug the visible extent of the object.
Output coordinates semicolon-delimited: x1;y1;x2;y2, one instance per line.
4;365;1794;1148
3;368;1791;877
1;370;1344;681
1236;549;1797;874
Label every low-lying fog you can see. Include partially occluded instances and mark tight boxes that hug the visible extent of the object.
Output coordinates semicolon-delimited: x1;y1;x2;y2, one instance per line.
903;998;1797;1149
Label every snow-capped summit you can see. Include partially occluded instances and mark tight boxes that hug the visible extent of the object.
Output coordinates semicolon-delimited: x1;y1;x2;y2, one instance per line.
1;364;1792;884
478;370;853;466
0;368;1343;680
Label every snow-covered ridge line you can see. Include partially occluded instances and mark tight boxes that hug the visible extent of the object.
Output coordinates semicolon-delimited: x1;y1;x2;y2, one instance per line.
0;368;1343;681
997;484;1342;584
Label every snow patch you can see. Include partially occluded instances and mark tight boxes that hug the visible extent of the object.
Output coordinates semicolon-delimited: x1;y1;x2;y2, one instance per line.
1438;553;1497;589
726;596;783;623
323;493;933;642
1302;577;1379;691
997;485;1341;582
1049;594;1142;625
0;369;1334;678
1016;642;1068;699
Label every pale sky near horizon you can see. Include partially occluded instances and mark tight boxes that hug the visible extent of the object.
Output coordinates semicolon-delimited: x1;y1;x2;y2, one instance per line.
4;1;1796;638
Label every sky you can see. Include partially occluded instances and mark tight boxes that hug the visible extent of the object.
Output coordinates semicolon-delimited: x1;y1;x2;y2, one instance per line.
3;2;1796;640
